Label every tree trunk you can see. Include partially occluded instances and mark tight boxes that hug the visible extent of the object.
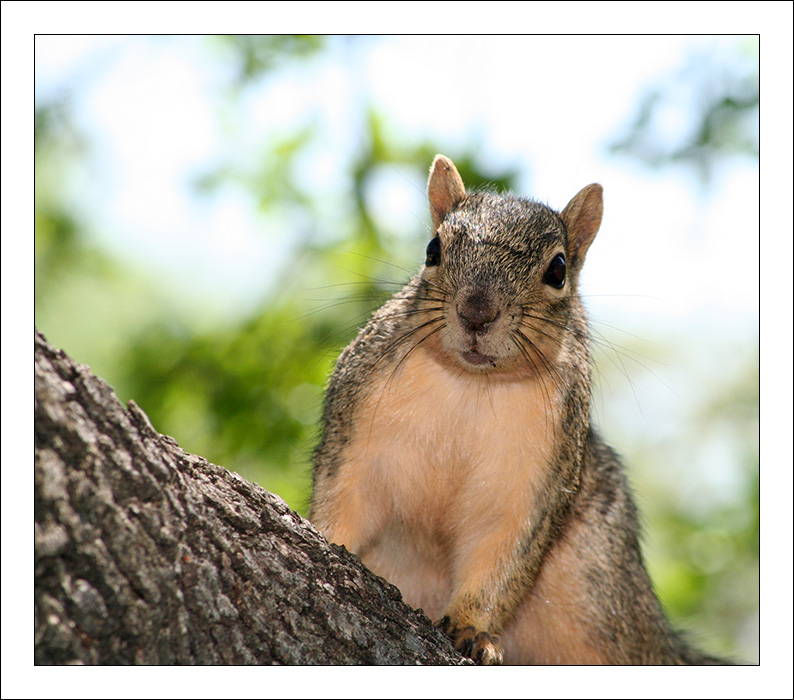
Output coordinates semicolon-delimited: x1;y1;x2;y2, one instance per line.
34;331;468;665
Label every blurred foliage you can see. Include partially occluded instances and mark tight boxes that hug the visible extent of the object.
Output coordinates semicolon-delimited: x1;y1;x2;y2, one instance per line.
34;35;757;662
211;34;325;86
610;36;758;183
601;344;759;660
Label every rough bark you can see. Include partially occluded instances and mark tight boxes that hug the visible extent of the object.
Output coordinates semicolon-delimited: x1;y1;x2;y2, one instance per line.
34;331;469;665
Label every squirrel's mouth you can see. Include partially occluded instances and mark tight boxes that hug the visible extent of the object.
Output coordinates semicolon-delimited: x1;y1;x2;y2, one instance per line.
460;348;497;368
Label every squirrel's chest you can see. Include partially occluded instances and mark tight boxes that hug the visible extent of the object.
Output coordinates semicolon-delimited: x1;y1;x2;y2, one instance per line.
346;348;559;529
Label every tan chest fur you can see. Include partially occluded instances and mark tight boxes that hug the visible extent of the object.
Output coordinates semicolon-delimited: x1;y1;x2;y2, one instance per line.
323;345;561;621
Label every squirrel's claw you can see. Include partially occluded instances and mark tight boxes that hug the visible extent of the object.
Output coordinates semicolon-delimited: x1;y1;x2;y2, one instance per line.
437;616;504;665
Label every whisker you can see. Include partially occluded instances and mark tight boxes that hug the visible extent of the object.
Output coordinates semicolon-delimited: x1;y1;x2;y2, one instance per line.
330;250;419;282
387;321;446;386
509;329;556;437
512;326;567;399
365;318;446;443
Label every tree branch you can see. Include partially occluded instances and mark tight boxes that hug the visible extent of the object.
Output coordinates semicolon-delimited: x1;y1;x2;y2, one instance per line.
34;331;468;665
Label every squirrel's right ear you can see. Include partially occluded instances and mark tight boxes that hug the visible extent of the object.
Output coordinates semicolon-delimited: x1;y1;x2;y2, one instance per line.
561;183;603;270
427;155;466;232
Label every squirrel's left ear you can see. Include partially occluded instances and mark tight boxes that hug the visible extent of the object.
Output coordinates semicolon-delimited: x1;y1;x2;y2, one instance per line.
561;183;603;270
427;155;466;232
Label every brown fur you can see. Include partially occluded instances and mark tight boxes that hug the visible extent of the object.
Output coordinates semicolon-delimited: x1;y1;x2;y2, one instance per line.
311;155;726;665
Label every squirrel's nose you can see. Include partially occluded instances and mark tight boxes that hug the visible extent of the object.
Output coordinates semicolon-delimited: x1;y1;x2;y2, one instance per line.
457;293;501;334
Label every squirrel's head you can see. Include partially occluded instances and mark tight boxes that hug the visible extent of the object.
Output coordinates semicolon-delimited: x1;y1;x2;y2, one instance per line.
418;154;603;377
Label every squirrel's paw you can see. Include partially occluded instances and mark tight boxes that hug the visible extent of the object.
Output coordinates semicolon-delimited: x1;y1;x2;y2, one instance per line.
437;616;504;665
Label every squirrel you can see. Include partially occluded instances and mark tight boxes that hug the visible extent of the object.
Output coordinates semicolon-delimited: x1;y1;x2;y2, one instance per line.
310;154;726;665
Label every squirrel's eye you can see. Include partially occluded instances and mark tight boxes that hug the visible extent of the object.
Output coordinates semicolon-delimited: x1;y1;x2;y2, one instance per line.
543;253;566;289
425;236;441;267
